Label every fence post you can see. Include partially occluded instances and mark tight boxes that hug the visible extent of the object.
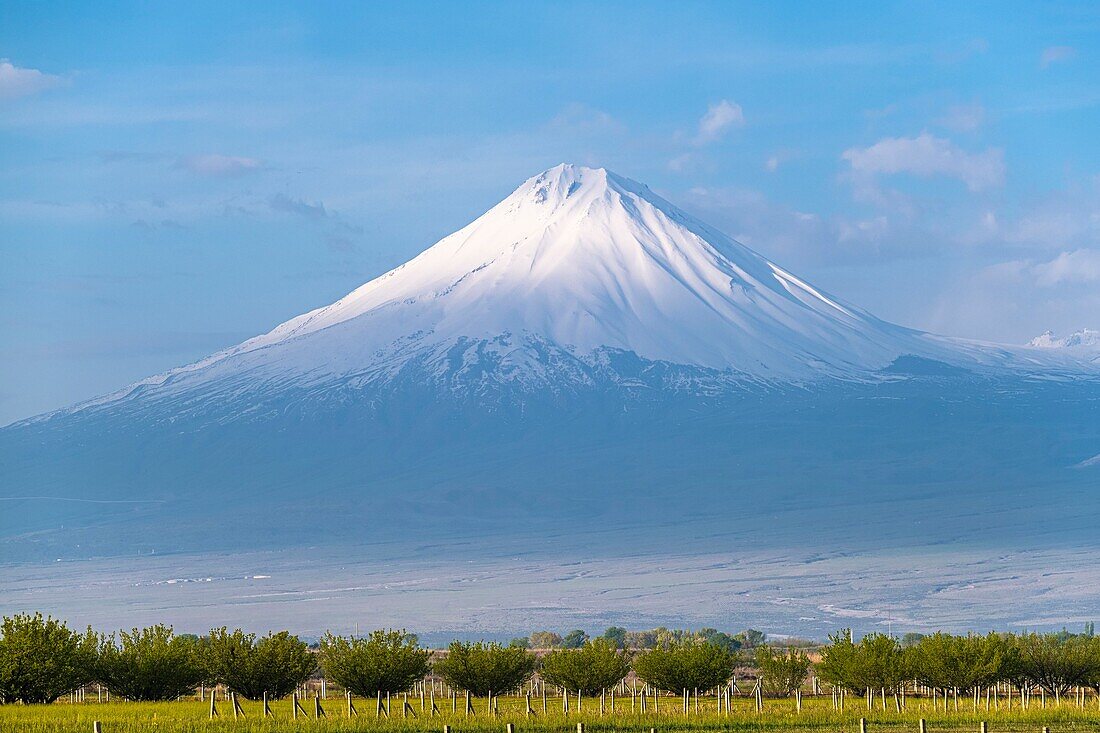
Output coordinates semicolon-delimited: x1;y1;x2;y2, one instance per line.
860;717;867;733
919;718;926;733
93;723;102;733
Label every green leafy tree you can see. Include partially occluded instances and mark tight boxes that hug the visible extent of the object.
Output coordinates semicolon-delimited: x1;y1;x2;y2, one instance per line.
97;625;205;701
433;641;535;696
755;645;811;697
624;630;658;649
738;629;767;649
633;640;737;692
816;630;859;693
204;628;315;700
816;630;906;694
1081;636;1100;694
699;628;742;654
508;637;530;649
540;638;630;694
561;630;589;649
910;633;1002;693
0;613;98;704
602;627;627;649
1015;633;1093;695
529;631;562;649
901;632;926;648
319;630;428;696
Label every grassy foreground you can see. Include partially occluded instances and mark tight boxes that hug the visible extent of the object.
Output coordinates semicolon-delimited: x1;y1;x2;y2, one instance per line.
4;696;1100;733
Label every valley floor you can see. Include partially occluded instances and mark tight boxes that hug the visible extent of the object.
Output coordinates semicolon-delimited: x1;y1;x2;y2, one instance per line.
2;536;1097;640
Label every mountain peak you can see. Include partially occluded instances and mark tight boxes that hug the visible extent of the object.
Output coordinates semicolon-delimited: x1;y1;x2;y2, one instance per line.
41;165;1100;423
509;163;646;212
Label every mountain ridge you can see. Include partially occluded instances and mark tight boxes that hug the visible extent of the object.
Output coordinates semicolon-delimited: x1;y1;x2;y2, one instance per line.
17;164;1098;429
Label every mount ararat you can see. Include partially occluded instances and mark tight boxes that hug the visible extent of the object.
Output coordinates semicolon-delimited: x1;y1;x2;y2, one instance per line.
2;165;1098;637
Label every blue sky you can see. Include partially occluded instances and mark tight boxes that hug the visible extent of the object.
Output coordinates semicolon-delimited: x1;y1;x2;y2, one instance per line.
1;1;1098;424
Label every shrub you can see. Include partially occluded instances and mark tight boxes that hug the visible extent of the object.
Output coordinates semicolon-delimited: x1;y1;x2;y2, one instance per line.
97;625;205;701
755;645;811;697
910;632;1003;693
816;630;906;694
0;613;98;704
204;628;315;700
433;641;535;696
529;631;562;649
561;630;589;649
319;630;428;696
632;640;737;692
540;638;630;694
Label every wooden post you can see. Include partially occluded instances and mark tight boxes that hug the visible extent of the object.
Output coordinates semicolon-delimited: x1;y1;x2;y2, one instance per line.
444;726;452;733
232;692;245;719
315;695;325;718
263;691;273;718
347;690;356;717
980;722;987;733
507;724;515;733
859;717;867;733
93;723;102;733
466;690;472;717
577;723;585;733
919;718;926;733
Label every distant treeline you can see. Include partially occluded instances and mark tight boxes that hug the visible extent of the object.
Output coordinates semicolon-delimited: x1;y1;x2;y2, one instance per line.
2;613;1099;708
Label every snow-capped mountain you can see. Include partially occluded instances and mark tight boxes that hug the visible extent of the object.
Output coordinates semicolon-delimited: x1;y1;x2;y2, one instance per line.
1030;328;1100;349
44;165;1091;424
4;164;1100;583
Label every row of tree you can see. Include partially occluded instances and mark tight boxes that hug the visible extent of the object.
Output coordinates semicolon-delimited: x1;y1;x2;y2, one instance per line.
5;613;1099;708
519;627;765;652
1;615;748;705
817;630;1100;697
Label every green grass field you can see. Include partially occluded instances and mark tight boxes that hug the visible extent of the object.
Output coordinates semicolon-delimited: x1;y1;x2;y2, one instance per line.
5;695;1100;733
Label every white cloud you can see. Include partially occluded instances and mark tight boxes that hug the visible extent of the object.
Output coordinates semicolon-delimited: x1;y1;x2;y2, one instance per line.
695;100;744;145
764;149;798;173
936;103;985;132
1040;46;1076;69
177;154;263;177
1033;249;1100;286
0;59;62;100
842;133;1005;191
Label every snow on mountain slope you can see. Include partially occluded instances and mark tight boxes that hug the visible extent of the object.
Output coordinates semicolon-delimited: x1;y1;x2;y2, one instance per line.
1030;329;1100;349
45;165;1097;419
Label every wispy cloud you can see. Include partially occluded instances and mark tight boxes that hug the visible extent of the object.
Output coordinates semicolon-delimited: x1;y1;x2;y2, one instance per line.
842;133;1005;192
0;59;63;100
695;100;744;145
764;149;798;173
177;154;264;177
1040;45;1076;69
936;103;985;132
269;193;327;219
1032;249;1100;286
